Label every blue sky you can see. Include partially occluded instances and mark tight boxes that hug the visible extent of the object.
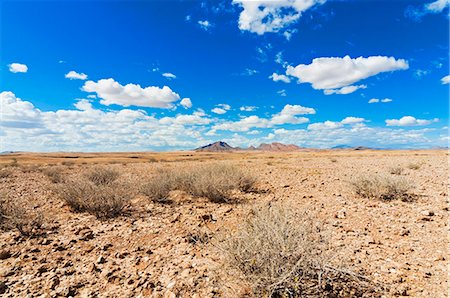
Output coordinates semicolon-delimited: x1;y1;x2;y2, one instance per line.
1;0;449;151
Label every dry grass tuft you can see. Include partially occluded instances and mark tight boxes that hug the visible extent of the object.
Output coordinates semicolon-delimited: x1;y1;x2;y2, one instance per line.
219;203;377;297
141;164;256;203
42;167;65;183
84;166;120;186
389;166;404;175
57;179;131;219
351;174;415;202
0;168;13;179
407;163;421;170
0;194;44;236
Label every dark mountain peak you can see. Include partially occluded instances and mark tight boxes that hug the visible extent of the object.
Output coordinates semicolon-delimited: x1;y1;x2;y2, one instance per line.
195;141;235;152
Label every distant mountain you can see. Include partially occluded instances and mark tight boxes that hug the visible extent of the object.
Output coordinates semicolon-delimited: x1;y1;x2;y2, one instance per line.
252;142;302;152
195;141;235;152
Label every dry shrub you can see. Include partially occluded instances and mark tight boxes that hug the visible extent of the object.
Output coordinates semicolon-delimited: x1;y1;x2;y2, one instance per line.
220;204;377;297
43;167;64;183
141;164;256;203
389;166;403;175
351;174;415;202
0;168;13;179
84;166;120;186
0;194;44;236
57;179;131;219
407;163;421;170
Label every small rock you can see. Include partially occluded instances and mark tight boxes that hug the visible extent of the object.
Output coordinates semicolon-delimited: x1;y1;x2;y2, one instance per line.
97;256;106;264
0;281;6;294
163;290;176;298
0;250;11;260
335;210;346;219
421;210;435;217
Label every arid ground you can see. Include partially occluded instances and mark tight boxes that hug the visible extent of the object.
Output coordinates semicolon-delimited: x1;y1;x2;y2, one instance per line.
0;150;448;297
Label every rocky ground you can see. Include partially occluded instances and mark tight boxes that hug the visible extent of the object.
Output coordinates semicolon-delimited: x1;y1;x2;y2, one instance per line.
0;150;448;297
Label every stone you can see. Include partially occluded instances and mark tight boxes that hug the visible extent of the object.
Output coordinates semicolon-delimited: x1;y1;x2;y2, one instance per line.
97;256;106;264
0;250;11;260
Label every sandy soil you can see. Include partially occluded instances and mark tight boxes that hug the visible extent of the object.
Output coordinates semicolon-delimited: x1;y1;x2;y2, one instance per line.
0;150;448;297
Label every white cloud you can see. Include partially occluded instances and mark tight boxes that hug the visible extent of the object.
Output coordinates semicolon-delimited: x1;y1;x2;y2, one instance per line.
341;117;365;125
368;98;393;104
65;71;88;80
414;69;430;79
285;56;409;93
277;89;287;97
213;104;314;132
211;104;231;114
283;29;298;41
0;91;211;152
198;20;212;30
386;116;439;127
180;98;192;109
425;0;450;12
232;0;325;35
308;121;343;130
323;85;367;95
241;68;259;76
240;106;257;112
82;78;181;108
8;63;28;73
162;72;176;79
441;75;450;84
269;73;291;83
211;108;227;114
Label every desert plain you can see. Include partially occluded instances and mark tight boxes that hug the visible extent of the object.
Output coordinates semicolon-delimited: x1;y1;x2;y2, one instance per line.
0;149;448;297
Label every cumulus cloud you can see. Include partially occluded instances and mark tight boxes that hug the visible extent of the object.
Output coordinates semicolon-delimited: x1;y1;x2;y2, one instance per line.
386;116;439;127
369;98;393;104
65;71;88;80
82;78;181;108
0;91;211;152
269;73;291;83
285;56;409;94
341;117;365;124
441;75;450;84
240;106;257;112
180;98;192;109
213;104;314;132
198;20;212;30
162;72;176;79
8;63;28;73
426;0;450;12
308;116;365;130
232;0;325;35
323;85;367;95
211;104;231;115
277;89;287;97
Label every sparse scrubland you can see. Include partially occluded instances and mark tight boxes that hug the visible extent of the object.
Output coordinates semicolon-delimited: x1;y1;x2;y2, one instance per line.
0;150;447;297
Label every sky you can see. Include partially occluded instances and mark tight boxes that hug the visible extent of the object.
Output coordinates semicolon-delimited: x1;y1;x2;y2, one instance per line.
0;0;449;152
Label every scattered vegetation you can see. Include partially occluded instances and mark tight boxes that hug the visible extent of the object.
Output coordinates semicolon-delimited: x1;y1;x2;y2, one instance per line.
141;164;256;203
57;178;131;219
84;166;120;186
43;167;65;183
351;174;415;202
330;158;338;163
389;166;404;175
0;193;44;237
0;168;13;179
61;161;75;167
220;203;377;297
407;163;421;170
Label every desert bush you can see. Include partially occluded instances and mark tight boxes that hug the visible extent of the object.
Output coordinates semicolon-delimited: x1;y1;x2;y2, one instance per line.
0;194;44;236
43;167;64;183
220;204;374;297
0;168;13;179
141;164;256;203
57;179;131;219
84;166;120;186
330;158;338;163
140;168;181;203
351;174;414;201
61;161;75;166
389;166;403;175
407;163;421;170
